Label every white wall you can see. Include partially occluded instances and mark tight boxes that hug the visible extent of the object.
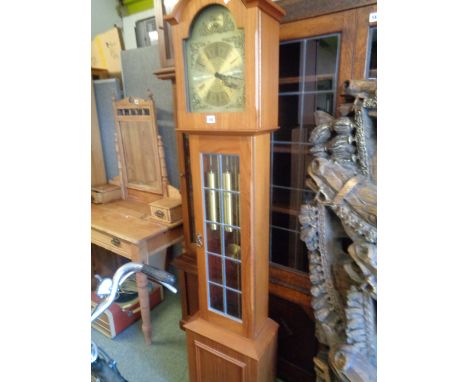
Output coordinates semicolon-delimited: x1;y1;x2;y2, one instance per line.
91;0;122;39
122;9;156;50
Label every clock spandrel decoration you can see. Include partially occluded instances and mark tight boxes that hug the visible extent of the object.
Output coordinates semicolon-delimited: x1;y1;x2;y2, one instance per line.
185;5;245;112
166;1;285;381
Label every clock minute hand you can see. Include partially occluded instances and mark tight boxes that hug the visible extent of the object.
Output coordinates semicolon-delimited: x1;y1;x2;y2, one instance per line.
214;72;241;89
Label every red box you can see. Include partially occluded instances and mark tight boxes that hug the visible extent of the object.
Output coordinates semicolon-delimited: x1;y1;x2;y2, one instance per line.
91;284;163;338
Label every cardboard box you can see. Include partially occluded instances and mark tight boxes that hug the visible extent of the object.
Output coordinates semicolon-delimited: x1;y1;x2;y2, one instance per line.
91;27;123;77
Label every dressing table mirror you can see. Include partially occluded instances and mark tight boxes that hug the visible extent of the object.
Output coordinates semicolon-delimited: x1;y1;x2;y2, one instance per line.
112;95;170;202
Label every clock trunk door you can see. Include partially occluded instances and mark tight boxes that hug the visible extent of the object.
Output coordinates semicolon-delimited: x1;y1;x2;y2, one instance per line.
189;134;253;336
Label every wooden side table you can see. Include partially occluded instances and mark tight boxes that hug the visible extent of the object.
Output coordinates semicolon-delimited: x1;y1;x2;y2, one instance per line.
91;199;183;345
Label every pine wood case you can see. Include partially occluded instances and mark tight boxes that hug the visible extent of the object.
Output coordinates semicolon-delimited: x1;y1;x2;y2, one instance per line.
166;0;285;134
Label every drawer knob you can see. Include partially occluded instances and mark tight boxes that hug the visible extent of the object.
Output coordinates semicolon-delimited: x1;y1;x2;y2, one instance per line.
155;210;165;218
111;237;121;246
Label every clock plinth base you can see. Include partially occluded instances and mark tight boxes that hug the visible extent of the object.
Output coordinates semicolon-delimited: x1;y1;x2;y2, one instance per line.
184;314;279;382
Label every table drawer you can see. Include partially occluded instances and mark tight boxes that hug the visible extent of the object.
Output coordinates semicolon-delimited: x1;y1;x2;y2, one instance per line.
149;198;182;224
91;230;133;259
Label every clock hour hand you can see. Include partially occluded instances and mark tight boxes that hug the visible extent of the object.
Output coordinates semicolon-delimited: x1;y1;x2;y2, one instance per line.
214;72;241;89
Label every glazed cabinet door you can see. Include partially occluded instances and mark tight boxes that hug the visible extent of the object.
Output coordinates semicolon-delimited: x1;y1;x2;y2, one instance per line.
271;9;358;276
270;6;376;380
199;152;242;321
189;135;253;336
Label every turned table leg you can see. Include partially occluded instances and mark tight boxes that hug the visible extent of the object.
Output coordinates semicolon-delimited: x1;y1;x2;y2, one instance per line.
132;244;153;345
136;271;152;345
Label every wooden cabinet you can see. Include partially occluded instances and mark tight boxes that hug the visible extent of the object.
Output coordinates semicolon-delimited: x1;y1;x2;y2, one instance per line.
269;3;377;381
269;2;378;290
154;0;177;68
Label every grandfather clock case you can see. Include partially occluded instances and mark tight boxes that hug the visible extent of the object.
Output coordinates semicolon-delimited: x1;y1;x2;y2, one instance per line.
167;0;285;381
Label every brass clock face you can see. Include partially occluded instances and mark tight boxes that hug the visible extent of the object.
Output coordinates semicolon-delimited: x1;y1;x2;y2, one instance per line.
185;5;245;112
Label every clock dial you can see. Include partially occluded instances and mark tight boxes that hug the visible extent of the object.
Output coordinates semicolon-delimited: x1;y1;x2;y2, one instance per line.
185;5;245;112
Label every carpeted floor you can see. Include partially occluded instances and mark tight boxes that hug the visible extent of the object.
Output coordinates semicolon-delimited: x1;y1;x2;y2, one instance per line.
92;279;285;382
92;286;189;382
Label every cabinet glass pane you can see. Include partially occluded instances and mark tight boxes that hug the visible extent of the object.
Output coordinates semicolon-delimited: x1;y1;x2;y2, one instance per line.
202;153;242;321
204;189;221;224
226;289;242;319
209;283;224;313
270;227;308;271
272;187;314;233
222;192;239;228
304;36;339;92
205;223;222;255
279;42;302;92
225;259;241;290
221;155;240;192
275;95;300;141
208;254;223;285
224;228;241;260
271;33;339;273
203;154;221;189
367;27;377;79
272;144;312;189
304;93;334;118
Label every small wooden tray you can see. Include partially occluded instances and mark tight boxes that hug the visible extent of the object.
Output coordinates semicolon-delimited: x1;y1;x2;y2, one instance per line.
92;184;122;204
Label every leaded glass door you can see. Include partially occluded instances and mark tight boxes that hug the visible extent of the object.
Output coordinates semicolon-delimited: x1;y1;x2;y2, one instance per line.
201;153;242;321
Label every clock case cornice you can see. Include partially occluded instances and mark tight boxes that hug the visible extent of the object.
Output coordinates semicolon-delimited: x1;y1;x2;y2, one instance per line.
166;0;285;134
165;0;286;25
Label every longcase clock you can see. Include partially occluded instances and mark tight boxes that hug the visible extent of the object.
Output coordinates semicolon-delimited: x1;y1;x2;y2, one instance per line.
166;1;285;381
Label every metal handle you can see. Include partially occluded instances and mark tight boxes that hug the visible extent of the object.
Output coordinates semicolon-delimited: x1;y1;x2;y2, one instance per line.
155;210;165;218
195;233;203;248
111;237;121;246
140;264;177;294
91;263;178;324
